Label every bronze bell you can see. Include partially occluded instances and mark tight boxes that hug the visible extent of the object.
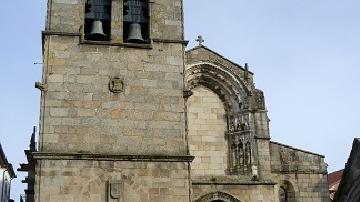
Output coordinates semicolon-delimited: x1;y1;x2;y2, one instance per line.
88;20;107;39
126;23;144;43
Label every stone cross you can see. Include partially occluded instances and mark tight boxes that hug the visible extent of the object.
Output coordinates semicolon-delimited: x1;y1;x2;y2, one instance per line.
196;35;204;46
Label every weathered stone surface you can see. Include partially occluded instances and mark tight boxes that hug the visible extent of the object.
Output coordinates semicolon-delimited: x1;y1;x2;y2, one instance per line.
185;46;329;202
188;88;228;176
35;160;190;202
32;0;330;201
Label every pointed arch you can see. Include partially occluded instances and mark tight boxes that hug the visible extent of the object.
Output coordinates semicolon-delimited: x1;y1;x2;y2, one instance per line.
185;61;257;176
185;62;251;114
279;180;297;202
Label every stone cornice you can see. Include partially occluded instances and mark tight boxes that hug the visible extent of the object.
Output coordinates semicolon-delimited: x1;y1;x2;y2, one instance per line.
254;136;271;140
192;179;276;186
152;38;189;45
41;31;188;47
42;31;81;37
271;170;328;175
32;152;194;162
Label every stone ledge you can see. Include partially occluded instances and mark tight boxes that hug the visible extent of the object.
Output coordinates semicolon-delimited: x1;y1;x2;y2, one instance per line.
42;31;81;37
192;179;276;186
271;170;328;175
41;31;188;47
79;40;153;49
32;152;195;162
225;130;252;135
254;136;271;140
42;30;152;49
152;38;189;45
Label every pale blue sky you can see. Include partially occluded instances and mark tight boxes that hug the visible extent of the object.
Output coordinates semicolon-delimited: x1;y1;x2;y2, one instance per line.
1;0;359;200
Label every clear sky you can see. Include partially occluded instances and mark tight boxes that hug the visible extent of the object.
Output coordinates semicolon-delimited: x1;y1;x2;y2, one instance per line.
1;0;359;200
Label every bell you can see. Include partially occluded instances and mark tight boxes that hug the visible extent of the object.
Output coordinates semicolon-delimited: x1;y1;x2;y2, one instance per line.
126;23;144;43
88;20;107;40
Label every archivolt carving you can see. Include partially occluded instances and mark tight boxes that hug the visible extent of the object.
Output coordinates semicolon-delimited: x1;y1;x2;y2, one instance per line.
186;62;250;113
186;62;256;176
194;191;242;202
186;62;251;91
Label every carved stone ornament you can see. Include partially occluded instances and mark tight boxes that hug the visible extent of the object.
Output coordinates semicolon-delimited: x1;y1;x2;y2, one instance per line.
183;90;193;99
194;192;242;202
228;132;253;175
279;148;299;172
35;81;48;92
108;180;123;200
109;77;124;93
236;120;242;131
280;148;291;165
253;89;265;110
229;121;235;132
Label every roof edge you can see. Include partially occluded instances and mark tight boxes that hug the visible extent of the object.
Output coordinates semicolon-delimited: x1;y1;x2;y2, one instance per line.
270;141;325;158
186;45;254;75
0;144;16;178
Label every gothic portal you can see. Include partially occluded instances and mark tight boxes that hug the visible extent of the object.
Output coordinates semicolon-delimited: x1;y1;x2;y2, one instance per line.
20;0;329;201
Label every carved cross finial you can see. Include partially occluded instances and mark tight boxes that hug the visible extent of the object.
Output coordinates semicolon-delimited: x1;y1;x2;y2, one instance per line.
196;35;204;46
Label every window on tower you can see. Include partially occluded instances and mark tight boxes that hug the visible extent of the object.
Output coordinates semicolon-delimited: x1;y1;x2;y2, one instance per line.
84;0;111;41
123;0;150;44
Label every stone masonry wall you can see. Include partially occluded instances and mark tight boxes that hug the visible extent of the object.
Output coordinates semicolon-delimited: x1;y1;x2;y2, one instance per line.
47;0;183;41
41;0;187;156
270;142;327;175
270;142;329;202
41;35;187;155
36;0;192;201
35;160;190;202
256;139;272;180
192;184;277;202
187;88;228;176
272;173;329;202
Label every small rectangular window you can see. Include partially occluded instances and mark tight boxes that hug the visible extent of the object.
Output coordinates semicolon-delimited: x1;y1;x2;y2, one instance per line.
84;0;111;41
123;0;150;44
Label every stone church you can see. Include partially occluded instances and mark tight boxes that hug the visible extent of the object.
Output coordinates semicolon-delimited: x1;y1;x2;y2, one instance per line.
20;0;329;201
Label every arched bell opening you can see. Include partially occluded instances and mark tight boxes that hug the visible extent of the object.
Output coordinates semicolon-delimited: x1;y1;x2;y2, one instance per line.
84;0;111;41
123;0;150;43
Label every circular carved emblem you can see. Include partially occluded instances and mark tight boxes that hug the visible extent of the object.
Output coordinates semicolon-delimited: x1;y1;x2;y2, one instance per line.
109;77;124;93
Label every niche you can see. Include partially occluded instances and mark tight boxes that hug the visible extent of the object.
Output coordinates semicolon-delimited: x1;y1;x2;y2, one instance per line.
123;0;150;43
84;0;111;41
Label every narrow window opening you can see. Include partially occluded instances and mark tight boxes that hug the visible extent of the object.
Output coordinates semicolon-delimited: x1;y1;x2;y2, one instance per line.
279;186;288;202
84;0;111;41
123;0;150;44
279;181;296;202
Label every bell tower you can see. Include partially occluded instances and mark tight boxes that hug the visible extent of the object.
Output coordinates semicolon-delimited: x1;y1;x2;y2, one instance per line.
35;0;192;201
